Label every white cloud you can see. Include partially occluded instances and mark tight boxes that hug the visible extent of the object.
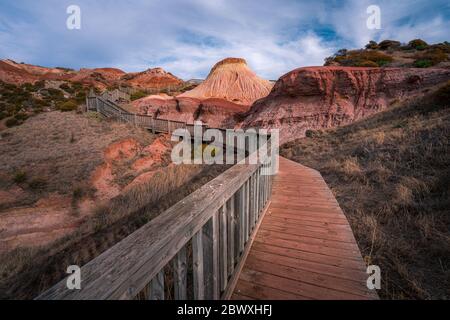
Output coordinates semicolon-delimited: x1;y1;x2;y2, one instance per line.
0;0;448;80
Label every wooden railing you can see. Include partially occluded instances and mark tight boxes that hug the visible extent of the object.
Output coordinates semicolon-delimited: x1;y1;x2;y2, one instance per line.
86;95;207;135
101;89;131;103
37;148;275;300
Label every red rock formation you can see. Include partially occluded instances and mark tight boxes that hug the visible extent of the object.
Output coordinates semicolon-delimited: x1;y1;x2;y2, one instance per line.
0;59;183;91
179;57;273;105
135;96;247;128
123;67;183;90
243;66;450;142
0;60;42;84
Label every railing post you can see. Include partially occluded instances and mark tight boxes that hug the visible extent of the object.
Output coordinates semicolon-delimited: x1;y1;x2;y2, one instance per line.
249;173;255;231
227;195;235;277
237;186;245;255
203;214;220;299
173;246;187;300
245;180;250;240
219;204;228;293
148;270;164;300
192;230;204;299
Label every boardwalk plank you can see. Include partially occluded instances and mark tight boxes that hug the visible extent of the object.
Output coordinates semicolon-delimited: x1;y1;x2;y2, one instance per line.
232;157;378;300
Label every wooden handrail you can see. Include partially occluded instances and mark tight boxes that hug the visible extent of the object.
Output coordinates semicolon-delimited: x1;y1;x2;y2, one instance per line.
39;94;276;300
37;149;274;300
87;95;191;134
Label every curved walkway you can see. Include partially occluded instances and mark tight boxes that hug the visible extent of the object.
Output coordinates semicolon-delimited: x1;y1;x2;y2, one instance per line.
231;157;378;300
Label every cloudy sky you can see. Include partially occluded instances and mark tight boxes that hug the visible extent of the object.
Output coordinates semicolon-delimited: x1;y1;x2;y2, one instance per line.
0;0;449;80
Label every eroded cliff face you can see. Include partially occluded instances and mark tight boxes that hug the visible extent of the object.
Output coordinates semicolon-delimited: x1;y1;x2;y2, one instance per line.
243;66;450;142
134;96;247;128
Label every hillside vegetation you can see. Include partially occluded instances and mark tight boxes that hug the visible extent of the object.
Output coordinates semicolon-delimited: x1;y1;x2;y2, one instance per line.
325;39;450;68
0;80;94;129
280;82;450;299
0;111;229;299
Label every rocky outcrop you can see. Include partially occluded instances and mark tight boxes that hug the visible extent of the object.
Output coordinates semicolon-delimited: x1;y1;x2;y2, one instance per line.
0;59;184;91
135;96;247;128
179;57;273;105
243;66;450;142
130;57;268;127
123;67;183;90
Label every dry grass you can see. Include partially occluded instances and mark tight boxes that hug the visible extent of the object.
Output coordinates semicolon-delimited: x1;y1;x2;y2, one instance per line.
280;83;450;299
0;162;229;299
0;110;230;299
0;111;154;208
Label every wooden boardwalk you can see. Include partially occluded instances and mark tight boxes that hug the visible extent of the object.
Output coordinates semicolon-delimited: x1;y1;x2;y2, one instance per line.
231;157;378;300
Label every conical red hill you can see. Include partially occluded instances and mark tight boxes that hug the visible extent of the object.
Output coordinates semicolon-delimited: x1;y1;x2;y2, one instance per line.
178;57;273;105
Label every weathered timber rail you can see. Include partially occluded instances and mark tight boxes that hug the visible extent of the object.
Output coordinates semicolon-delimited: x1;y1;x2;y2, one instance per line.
86;95;206;136
37;148;274;299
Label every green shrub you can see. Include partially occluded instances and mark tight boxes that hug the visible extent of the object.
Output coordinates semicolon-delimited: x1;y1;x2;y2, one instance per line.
408;39;428;50
71;82;84;91
356;60;379;67
433;81;450;104
14;113;28;121
130;91;147;101
29;177;47;190
74;91;87;104
58;100;78;112
305;129;323;138
365;41;379;50
33;80;46;90
414;48;448;66
13;171;27;184
414;59;433;68
5;118;19;127
378;40;401;50
329;49;393;67
21;83;34;91
47;88;64;97
59;83;74;93
72;187;84;199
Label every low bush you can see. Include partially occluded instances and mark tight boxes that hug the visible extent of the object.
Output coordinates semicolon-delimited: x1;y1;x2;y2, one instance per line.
414;48;448;66
58;100;78;112
130;91;147;101
365;41;379;50
13;171;27;184
414;59;433;68
378;40;401;50
28;177;47;190
355;60;379;67
408;39;428;50
5;118;19;127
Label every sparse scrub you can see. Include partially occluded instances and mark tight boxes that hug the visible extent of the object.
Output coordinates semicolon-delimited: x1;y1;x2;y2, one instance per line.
130;90;148;101
325;39;450;68
326;49;393;67
57;100;78;112
13;171;27;184
28;177;47;190
408;39;428;50
0;110;230;299
5;117;19;127
0;163;228;299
